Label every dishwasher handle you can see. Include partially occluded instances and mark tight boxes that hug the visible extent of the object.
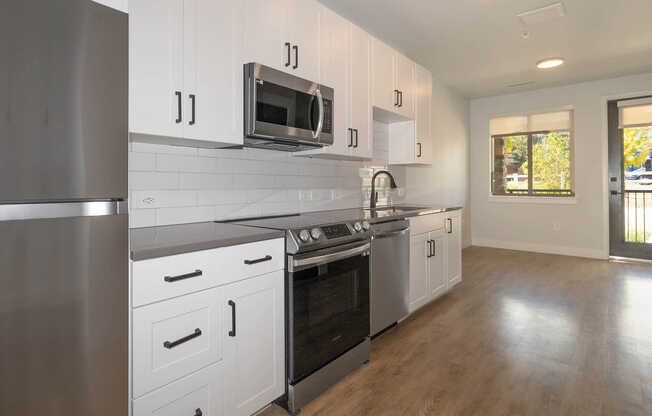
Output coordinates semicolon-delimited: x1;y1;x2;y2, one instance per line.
372;228;409;240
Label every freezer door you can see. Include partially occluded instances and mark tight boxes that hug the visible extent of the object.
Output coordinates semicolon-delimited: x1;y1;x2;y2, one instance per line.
0;0;128;202
0;213;128;415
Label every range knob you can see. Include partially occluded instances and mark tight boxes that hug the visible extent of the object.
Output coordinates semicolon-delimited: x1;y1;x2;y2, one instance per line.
298;229;311;242
310;228;322;240
353;222;362;232
362;221;371;231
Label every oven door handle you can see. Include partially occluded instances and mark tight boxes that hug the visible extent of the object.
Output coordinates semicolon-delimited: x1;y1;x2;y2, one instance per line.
313;88;324;139
291;242;370;270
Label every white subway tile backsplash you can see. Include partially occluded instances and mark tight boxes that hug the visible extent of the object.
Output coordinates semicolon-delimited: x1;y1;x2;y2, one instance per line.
129;172;179;190
128;121;400;228
156;154;202;173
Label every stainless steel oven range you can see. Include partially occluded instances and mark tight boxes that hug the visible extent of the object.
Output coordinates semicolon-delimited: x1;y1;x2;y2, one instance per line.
232;212;372;414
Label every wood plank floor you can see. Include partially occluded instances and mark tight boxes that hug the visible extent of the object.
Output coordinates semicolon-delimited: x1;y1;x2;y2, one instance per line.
260;247;652;416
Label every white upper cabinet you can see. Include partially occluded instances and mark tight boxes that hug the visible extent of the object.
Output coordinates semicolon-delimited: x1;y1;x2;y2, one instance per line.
294;10;371;160
413;63;433;164
183;0;244;143
371;39;396;114
349;23;372;159
244;0;320;81
389;62;432;165
287;0;321;81
371;39;416;121
396;54;415;120
319;7;350;157
130;0;184;139
130;0;244;146
243;0;288;71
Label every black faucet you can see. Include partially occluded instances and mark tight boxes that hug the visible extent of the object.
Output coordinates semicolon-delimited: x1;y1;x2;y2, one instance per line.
370;170;398;210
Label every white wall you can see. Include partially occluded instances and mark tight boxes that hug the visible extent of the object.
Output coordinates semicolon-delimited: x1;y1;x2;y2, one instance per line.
470;71;652;259
403;77;471;247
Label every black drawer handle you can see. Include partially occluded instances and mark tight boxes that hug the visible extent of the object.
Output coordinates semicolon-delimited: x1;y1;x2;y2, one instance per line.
195;409;202;416
164;269;203;283
175;91;182;123
163;328;202;349
293;45;299;69
394;89;399;106
448;218;453;234
228;300;236;337
285;42;291;67
244;255;272;265
189;94;196;125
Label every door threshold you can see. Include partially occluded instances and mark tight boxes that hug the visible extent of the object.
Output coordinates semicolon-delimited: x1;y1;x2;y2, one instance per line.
609;255;652;264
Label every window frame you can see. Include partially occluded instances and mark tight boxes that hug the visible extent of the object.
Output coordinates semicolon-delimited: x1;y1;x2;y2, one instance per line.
490;128;575;198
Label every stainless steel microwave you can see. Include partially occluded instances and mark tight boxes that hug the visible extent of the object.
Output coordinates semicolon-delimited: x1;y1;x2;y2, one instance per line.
244;63;334;151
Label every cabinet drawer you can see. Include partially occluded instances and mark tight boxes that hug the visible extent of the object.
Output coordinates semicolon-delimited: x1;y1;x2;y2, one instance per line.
133;362;224;416
133;289;223;397
409;213;445;235
132;238;284;307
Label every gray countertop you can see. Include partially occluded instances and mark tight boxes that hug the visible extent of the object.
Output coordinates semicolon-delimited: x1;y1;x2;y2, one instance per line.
129;205;462;261
130;222;285;261
330;205;463;223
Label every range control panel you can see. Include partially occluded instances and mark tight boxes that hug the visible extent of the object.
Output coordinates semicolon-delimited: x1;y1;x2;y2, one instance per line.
322;224;352;239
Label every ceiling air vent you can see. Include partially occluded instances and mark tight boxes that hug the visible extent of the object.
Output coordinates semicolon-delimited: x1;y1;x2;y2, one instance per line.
517;2;566;26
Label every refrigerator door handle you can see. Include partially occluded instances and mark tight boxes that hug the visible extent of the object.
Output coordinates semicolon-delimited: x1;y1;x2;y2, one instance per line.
0;201;127;221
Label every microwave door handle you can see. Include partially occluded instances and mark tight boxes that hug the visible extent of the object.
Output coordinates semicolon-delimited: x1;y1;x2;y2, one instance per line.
313;89;324;139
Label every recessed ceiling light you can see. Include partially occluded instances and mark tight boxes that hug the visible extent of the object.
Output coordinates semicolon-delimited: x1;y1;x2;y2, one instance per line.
536;58;565;69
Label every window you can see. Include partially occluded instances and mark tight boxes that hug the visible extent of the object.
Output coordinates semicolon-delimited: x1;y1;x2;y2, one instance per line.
491;110;574;197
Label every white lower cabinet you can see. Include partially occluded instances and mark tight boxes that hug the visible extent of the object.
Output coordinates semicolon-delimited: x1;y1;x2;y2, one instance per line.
133;363;224;416
223;270;285;416
131;240;285;416
133;288;223;398
408;210;462;314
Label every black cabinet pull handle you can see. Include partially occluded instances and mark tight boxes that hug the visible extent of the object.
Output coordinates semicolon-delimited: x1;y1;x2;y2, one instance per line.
399;90;403;107
394;89;399;106
293;45;298;69
426;240;432;258
228;300;236;337
189;94;196;125
348;128;353;147
195;409;203;416
448;218;453;234
417;142;422;158
354;129;359;148
163;328;202;349
285;42;291;67
175;91;182;123
244;255;272;265
431;240;436;257
164;269;202;283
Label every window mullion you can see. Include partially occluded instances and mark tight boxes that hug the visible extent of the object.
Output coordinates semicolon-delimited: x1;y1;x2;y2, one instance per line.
528;134;534;195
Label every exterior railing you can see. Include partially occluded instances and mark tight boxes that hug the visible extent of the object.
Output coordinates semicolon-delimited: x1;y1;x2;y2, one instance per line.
624;190;652;243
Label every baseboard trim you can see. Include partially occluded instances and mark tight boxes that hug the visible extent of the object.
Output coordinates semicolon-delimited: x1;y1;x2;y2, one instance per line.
472;238;607;260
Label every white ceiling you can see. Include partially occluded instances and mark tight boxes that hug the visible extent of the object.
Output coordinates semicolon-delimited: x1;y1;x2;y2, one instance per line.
317;0;652;98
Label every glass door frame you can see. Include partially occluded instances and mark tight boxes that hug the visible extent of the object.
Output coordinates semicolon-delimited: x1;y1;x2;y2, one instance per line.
608;97;652;259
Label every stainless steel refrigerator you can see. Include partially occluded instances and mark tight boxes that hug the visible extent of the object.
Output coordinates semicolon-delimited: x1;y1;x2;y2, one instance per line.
0;1;128;414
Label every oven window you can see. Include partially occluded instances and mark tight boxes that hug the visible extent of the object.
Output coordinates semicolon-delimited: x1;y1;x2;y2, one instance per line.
256;81;316;131
289;253;370;383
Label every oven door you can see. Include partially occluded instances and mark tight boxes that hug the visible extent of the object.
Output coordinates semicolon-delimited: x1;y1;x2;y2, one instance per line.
287;241;370;384
245;63;333;146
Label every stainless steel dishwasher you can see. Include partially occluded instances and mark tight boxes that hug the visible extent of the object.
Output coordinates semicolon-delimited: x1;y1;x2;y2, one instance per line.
370;219;410;336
